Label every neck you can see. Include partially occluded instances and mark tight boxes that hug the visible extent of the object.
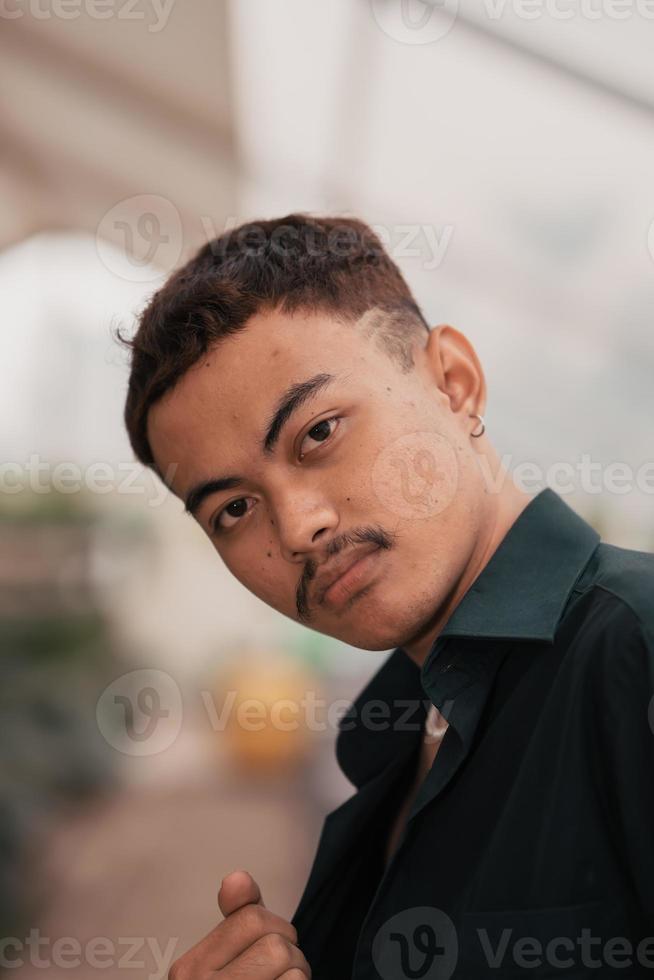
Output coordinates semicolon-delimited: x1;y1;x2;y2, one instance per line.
401;455;533;668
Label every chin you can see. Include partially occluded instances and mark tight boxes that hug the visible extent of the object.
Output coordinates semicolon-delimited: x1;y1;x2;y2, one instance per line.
341;589;445;655
332;612;411;653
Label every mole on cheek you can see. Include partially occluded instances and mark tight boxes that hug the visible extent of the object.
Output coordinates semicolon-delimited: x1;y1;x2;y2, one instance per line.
267;551;272;557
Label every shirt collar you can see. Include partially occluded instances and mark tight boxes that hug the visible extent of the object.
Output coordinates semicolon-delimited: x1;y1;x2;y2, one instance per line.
425;486;601;650
336;488;601;788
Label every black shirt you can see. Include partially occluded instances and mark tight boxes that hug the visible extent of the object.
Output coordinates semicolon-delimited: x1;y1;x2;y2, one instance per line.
291;487;654;978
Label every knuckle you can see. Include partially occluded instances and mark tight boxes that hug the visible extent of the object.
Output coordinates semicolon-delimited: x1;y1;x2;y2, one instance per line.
238;902;266;936
259;932;292;968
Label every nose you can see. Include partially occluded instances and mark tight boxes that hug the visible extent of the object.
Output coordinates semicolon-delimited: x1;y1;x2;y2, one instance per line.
275;493;339;564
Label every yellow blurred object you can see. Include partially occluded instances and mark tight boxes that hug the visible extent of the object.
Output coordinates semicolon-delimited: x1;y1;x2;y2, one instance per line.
212;647;317;775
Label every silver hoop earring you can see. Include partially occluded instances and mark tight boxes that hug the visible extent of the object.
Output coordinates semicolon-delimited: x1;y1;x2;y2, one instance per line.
469;413;485;438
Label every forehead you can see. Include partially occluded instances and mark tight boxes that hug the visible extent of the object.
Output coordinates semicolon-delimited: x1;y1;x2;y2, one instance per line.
146;308;382;494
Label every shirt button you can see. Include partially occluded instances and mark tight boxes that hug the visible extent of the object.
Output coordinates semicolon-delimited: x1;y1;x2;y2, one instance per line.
440;663;454;673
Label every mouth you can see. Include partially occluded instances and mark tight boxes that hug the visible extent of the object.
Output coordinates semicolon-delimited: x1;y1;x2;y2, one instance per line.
320;545;383;611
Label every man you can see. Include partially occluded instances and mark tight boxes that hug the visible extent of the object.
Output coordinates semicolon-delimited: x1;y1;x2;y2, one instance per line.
120;214;654;978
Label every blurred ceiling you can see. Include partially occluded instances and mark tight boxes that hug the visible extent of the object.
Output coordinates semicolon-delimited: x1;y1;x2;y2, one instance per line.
455;0;654;116
0;0;238;261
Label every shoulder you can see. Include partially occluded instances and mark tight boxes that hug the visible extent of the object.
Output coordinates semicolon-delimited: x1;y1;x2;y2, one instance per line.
566;541;654;647
560;543;654;696
591;542;654;640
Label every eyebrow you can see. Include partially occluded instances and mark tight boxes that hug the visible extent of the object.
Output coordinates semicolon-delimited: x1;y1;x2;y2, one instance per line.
183;372;339;519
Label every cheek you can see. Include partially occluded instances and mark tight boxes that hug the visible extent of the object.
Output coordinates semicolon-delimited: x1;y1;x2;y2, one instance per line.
230;552;294;608
369;430;459;522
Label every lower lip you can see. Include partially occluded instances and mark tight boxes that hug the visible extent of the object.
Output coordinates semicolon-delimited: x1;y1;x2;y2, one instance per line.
322;549;382;610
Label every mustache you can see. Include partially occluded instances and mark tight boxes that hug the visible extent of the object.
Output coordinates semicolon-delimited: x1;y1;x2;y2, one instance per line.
296;525;396;622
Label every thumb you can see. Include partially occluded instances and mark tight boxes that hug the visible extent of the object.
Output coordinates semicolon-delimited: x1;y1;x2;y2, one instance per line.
218;870;266;918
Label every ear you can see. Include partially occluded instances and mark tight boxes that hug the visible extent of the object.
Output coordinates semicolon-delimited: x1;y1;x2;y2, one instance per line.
425;324;487;425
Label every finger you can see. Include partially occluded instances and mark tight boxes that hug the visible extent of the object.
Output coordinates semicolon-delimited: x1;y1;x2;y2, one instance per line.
187;904;298;972
217;932;311;980
218;869;265;917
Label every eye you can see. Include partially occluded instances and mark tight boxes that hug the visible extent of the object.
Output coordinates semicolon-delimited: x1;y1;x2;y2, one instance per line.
300;416;340;458
211;497;254;535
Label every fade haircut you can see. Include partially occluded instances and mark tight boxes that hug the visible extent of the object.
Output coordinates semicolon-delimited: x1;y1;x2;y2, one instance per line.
117;213;431;469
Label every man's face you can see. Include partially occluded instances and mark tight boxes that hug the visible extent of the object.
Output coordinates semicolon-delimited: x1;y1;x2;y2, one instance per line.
147;308;488;652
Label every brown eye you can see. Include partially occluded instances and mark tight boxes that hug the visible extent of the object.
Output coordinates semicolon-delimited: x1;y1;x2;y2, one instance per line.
212;497;252;534
299;417;340;458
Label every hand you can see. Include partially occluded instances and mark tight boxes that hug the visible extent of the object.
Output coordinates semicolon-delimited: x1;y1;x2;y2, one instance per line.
168;869;311;979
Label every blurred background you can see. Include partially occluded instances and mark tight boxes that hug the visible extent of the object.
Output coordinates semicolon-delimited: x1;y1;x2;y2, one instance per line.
2;0;654;975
